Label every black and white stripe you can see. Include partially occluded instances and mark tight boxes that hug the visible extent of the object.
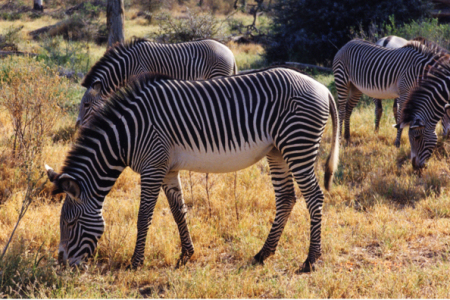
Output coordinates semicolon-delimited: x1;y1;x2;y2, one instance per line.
46;67;339;273
372;36;450;136
333;38;446;147
397;59;450;169
77;38;238;128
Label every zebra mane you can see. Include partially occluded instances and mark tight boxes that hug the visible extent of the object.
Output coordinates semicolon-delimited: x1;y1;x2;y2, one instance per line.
401;59;450;123
401;39;448;58
409;37;450;55
81;37;151;88
237;65;308;77
62;72;173;176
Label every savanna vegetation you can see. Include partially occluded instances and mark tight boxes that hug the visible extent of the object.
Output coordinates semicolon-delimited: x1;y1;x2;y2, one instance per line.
1;0;450;298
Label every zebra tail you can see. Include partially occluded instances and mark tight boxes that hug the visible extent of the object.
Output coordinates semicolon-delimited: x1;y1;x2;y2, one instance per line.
324;93;340;191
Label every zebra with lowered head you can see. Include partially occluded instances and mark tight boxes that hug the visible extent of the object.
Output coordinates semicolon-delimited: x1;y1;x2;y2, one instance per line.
333;38;447;147
396;58;450;169
372;36;450;136
77;38;238;128
45;67;339;273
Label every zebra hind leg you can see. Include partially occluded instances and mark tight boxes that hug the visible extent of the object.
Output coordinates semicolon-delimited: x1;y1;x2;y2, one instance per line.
344;86;363;143
162;171;195;268
253;148;296;265
293;168;324;273
374;98;383;132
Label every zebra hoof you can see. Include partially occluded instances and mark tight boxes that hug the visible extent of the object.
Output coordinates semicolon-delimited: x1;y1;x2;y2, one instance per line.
296;260;315;274
125;264;138;271
175;252;193;269
252;252;265;265
394;139;401;148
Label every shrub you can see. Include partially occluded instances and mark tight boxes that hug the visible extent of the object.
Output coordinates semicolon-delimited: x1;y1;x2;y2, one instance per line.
152;7;228;43
36;36;91;77
0;56;72;202
0;242;59;298
264;0;432;66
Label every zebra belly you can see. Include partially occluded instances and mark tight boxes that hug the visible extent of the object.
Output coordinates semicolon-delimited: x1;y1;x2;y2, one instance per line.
170;141;274;173
356;85;399;99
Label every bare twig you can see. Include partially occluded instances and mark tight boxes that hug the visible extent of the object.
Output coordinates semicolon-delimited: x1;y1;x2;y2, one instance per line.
206;173;211;219
1;166;47;261
234;172;239;221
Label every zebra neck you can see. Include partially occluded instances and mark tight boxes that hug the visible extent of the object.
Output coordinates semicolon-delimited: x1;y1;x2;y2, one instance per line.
63;125;128;208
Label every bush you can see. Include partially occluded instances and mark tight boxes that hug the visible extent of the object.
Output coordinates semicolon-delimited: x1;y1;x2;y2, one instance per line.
264;0;432;66
0;57;69;162
36;36;91;77
0;242;59;298
384;17;450;49
152;7;228;43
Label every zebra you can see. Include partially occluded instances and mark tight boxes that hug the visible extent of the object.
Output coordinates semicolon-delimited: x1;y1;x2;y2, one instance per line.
333;38;447;147
372;36;450;136
76;38;238;129
372;36;408;131
45;67;340;273
396;59;450;169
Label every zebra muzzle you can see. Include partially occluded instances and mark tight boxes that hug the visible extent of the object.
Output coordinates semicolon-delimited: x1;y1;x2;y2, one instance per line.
58;251;66;265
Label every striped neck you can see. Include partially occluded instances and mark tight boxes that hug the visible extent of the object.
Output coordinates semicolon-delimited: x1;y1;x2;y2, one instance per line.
61;121;128;210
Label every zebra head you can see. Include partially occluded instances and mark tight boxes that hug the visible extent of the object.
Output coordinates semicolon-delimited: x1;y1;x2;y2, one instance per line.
76;82;103;129
45;164;105;266
398;117;437;170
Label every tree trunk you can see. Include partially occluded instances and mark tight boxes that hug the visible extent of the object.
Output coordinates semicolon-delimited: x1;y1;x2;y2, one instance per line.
33;0;43;12
107;0;125;48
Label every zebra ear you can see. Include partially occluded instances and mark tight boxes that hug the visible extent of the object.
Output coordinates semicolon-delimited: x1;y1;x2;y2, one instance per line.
45;164;58;182
58;175;81;201
92;82;101;93
394;122;410;129
410;118;425;129
49;172;81;201
445;104;450;117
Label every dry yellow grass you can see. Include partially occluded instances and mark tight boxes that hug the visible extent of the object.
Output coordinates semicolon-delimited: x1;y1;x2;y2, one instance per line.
1;55;450;297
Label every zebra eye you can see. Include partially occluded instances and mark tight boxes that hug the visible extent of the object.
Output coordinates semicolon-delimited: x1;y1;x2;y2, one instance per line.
84;102;90;108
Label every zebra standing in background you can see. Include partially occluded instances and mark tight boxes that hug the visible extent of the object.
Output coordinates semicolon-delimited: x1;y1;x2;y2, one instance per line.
372;36;450;136
372;36;408;131
45;67;339;273
396;59;450;169
76;38;238;128
333;39;447;147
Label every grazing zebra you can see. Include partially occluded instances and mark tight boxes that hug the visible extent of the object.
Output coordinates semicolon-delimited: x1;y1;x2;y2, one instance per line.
333;39;447;147
76;38;238;128
372;36;408;131
373;36;450;136
396;59;450;169
46;67;339;273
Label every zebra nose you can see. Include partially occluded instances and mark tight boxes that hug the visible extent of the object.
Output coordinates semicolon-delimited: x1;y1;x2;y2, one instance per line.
412;157;419;169
58;251;65;264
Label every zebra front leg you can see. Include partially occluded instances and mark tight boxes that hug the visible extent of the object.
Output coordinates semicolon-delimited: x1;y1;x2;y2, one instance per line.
394;97;403;148
131;168;167;268
162;171;195;268
253;148;296;264
374;98;383;132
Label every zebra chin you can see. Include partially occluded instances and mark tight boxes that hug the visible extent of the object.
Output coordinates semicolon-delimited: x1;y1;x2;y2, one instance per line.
412;156;427;170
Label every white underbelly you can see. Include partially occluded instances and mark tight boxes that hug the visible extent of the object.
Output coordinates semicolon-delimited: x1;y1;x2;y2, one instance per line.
357;85;399;99
170;139;274;173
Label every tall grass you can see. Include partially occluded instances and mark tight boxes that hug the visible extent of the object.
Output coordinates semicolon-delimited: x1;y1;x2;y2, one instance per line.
1;60;450;297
